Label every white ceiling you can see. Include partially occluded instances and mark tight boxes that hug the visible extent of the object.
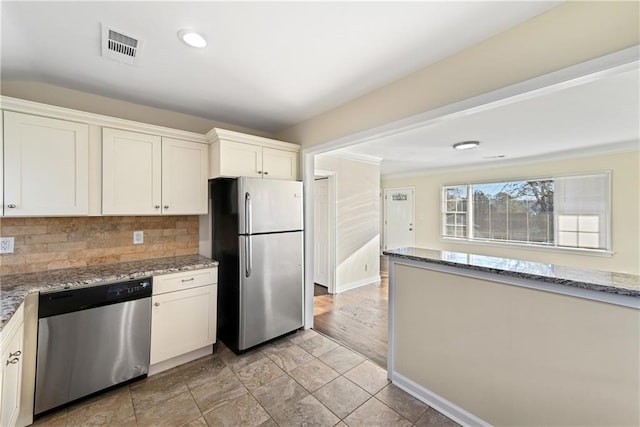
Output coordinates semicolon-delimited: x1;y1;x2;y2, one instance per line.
1;1;560;133
335;68;640;175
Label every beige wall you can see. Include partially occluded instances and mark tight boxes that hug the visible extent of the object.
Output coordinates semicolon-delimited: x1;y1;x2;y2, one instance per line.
394;264;640;426
276;2;639;147
0;216;199;275
0;81;273;137
315;155;380;291
382;151;640;275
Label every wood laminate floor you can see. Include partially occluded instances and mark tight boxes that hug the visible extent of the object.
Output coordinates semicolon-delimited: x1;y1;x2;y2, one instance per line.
313;275;388;368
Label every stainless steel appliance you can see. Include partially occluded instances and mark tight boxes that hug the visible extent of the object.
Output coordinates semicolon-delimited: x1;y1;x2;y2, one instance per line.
34;278;152;416
211;177;304;353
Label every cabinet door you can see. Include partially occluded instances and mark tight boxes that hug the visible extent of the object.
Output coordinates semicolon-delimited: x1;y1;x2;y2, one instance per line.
150;285;217;365
103;128;162;215
262;147;299;180
162;138;208;215
3;111;89;216
218;140;263;178
0;315;23;427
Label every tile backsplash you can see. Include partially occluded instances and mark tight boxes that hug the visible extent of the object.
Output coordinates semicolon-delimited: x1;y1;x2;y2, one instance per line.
0;216;199;276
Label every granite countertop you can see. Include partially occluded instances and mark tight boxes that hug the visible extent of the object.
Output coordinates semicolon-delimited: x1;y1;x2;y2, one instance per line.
0;255;218;331
383;247;640;298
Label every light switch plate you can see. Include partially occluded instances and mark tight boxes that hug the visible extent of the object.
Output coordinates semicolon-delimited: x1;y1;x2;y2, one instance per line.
133;231;144;245
0;237;15;254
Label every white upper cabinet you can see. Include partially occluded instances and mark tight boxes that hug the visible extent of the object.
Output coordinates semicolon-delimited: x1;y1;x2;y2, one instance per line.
208;128;300;181
102;128;162;215
103;128;208;215
3;111;89;216
161;137;208;215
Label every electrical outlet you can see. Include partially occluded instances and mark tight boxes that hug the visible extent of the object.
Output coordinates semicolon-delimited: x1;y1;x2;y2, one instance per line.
133;231;144;245
0;237;15;254
365;264;368;272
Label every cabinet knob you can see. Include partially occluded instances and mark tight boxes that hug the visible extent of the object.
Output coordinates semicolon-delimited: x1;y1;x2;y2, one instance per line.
263;171;269;175
154;302;160;306
9;350;21;358
257;171;263;174
6;358;19;366
7;204;17;208
164;205;169;209
155;205;160;209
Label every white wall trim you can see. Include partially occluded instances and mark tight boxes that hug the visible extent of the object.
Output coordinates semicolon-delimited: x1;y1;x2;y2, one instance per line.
336;275;381;294
0;95;209;143
314;170;337;294
391;372;491;427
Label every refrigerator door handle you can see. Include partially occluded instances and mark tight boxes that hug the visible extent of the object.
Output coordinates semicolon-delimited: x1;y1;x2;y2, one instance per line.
245;192;252;235
246;237;252;278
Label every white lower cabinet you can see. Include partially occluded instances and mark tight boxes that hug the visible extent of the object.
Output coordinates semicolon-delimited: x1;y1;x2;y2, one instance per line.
150;268;217;368
0;304;24;427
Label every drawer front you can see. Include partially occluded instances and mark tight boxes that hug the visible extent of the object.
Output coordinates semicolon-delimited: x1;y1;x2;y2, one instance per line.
153;267;217;295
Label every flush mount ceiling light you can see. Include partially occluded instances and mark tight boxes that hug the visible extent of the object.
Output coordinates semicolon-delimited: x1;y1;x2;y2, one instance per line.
453;140;480;150
178;30;207;48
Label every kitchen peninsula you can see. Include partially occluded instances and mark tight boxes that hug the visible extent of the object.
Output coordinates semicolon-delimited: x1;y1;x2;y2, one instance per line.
383;247;640;427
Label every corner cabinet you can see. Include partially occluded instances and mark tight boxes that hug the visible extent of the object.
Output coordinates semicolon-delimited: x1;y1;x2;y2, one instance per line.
102;128;208;215
3;111;89;216
0;304;24;427
208;128;300;180
150;268;217;372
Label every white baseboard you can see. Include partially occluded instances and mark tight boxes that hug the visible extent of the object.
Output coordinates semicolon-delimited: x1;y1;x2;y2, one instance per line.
148;345;213;376
336;275;381;293
390;371;490;427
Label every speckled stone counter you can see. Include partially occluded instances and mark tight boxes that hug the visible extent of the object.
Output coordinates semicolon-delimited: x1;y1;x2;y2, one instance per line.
0;255;218;331
383;247;640;298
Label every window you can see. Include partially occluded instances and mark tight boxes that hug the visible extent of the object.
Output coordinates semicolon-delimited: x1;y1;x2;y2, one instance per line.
442;172;610;251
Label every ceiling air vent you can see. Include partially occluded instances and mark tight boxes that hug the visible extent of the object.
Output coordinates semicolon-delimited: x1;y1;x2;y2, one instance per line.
101;24;141;65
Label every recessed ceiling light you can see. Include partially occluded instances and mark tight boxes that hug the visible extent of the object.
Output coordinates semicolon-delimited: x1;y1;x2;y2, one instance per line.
452;141;480;150
178;30;207;48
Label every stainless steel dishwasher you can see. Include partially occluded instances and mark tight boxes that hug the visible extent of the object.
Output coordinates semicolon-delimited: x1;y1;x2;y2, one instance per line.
34;277;152;416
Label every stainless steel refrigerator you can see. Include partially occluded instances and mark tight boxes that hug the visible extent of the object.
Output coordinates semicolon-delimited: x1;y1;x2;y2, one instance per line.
211;177;304;353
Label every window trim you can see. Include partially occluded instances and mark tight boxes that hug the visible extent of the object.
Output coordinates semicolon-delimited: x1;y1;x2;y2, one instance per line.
441;171;612;254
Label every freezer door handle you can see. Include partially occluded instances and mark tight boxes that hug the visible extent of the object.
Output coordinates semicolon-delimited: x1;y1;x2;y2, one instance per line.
245;192;252;235
245;237;252;278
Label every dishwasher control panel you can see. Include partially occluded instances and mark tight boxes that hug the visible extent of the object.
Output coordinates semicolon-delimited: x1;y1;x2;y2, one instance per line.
107;279;151;299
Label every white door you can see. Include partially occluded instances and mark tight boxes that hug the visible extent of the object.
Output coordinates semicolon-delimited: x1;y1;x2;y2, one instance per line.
218;140;262;178
314;178;329;287
384;187;415;250
161;138;208;215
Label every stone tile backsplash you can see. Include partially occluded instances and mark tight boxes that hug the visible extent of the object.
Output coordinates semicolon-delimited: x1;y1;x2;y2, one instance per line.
0;216;199;276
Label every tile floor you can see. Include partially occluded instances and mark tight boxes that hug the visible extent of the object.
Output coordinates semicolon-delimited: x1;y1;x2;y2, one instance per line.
32;329;459;427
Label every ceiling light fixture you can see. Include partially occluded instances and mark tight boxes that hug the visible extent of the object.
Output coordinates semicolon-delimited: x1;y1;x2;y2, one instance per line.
453;140;480;150
178;30;207;48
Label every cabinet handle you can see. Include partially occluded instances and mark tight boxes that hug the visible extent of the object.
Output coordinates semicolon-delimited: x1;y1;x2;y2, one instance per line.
164;205;169;209
257;171;262;174
6;358;19;366
7;204;17;208
9;350;21;358
263;171;269;175
154;205;160;209
181;278;195;282
154;302;160;306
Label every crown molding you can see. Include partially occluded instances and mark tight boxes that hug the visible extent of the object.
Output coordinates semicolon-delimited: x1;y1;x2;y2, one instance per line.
206;127;300;151
321;151;382;165
0;95;209;144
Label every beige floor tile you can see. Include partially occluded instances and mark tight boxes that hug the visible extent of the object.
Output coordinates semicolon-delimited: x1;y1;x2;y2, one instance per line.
203;393;271;427
271;394;340;427
252;374;309;415
180;355;228;389
183;417;208;427
321;345;365;374
135;392;201;426
236;357;286;390
344;360;389;394
313;376;371;419
130;371;188;412
222;348;267;373
414;407;461;427
343;397;412;427
66;387;134;425
260;336;296;356
190;366;248;413
375;384;428;422
289;358;340;392
31;408;68;426
287;328;319;345
266;343;315;372
297;334;340;357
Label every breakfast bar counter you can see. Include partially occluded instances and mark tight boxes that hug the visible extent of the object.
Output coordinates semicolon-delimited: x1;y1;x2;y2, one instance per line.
383;247;640;427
